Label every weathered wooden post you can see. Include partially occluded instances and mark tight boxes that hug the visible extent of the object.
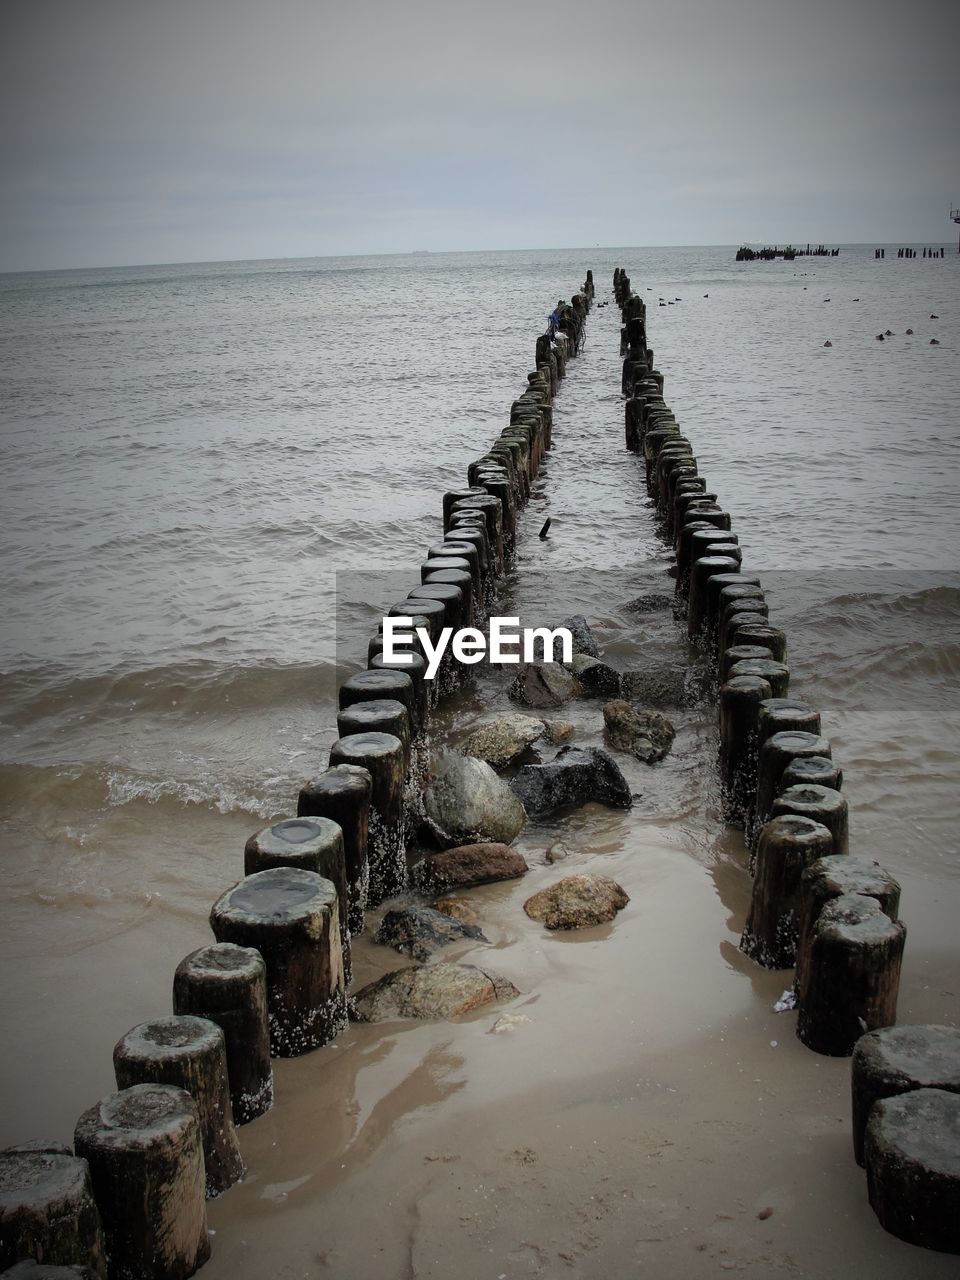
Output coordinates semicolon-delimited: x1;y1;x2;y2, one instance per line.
851;1024;960;1165
243;816;350;983
796;894;905;1055
210;867;346;1056
329;732;405;905
0;1149;105;1277
864;1089;960;1252
74;1084;209;1280
740;815;835;967
173;943;273;1125
297;764;372;938
719;674;773;823
771;783;849;856
795;855;901;996
113;1016;244;1198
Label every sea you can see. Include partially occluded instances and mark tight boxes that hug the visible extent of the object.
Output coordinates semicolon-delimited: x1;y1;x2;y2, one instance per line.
1;244;959;1164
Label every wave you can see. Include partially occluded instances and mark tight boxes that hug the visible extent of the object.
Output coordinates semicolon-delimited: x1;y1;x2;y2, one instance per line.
0;760;288;820
0;658;339;728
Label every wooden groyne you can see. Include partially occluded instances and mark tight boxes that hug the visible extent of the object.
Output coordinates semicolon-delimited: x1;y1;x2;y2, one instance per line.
616;263;959;1256
736;244;839;260
0;279;595;1279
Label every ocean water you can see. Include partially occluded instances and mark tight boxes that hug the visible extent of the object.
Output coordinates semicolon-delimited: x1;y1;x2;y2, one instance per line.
1;245;959;1153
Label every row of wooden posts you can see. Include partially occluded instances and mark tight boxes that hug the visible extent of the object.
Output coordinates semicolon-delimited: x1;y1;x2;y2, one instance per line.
0;280;595;1279
615;264;959;1255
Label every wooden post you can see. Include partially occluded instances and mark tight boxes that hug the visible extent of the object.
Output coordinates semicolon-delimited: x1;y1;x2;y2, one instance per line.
173;943;273;1126
688;555;740;642
243;816;350;984
0;1150;105;1277
719;675;773;823
210;867;346;1056
297;764;372;938
740;816;834;967
796;893;906;1056
795;855;901;996
852;1024;960;1165
757;698;820;743
112;1016;244;1198
771;783;849;856
727;657;790;698
74;1083;209;1280
781;754;842;791
864;1089;960;1252
727;621;787;662
752;731;831;846
337;699;411;767
329;732;405;905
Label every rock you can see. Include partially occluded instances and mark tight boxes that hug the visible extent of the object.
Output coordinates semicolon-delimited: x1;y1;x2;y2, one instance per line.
491;1013;531;1034
352;962;518;1022
509;662;578;709
524;874;629;930
373;905;487;961
560;614;601;658
461;714;545;769
510;746;633;818
602;700;675;763
571;654;621;698
542;719;575;744
431;897;480;927
545;841;571;863
624;593;674;614
414;843;530;894
422;751;527;847
620;666;690;709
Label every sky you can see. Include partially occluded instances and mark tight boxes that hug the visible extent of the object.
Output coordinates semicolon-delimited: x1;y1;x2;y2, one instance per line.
1;0;958;271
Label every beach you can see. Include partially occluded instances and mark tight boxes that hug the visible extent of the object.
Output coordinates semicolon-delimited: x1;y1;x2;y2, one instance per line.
2;246;959;1276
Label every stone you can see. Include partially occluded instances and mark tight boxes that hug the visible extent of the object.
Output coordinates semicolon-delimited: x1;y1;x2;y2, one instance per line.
461;714;545;769
431;897;480;927
542;719;575;744
510;746;633;818
570;654;621;698
422;751;527;847
491;1013;531;1034
373;905;487;961
509;662;579;709
624;594;674;614
545;842;570;863
352;962;519;1022
620;666;690;709
414;843;529;894
602;700;675;763
560;614;601;658
523;874;629;930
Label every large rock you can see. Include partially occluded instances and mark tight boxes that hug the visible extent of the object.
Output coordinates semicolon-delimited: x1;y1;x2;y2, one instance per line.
461;714;545;769
414;843;529;894
352;962;518;1021
524;874;629;930
603;700;676;763
561;614;601;658
571;654;621;698
510;746;633;818
373;905;487;961
509;662;579;709
422;751;527;847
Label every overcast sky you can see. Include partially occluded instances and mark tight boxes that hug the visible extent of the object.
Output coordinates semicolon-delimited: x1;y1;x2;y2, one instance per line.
2;0;958;270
